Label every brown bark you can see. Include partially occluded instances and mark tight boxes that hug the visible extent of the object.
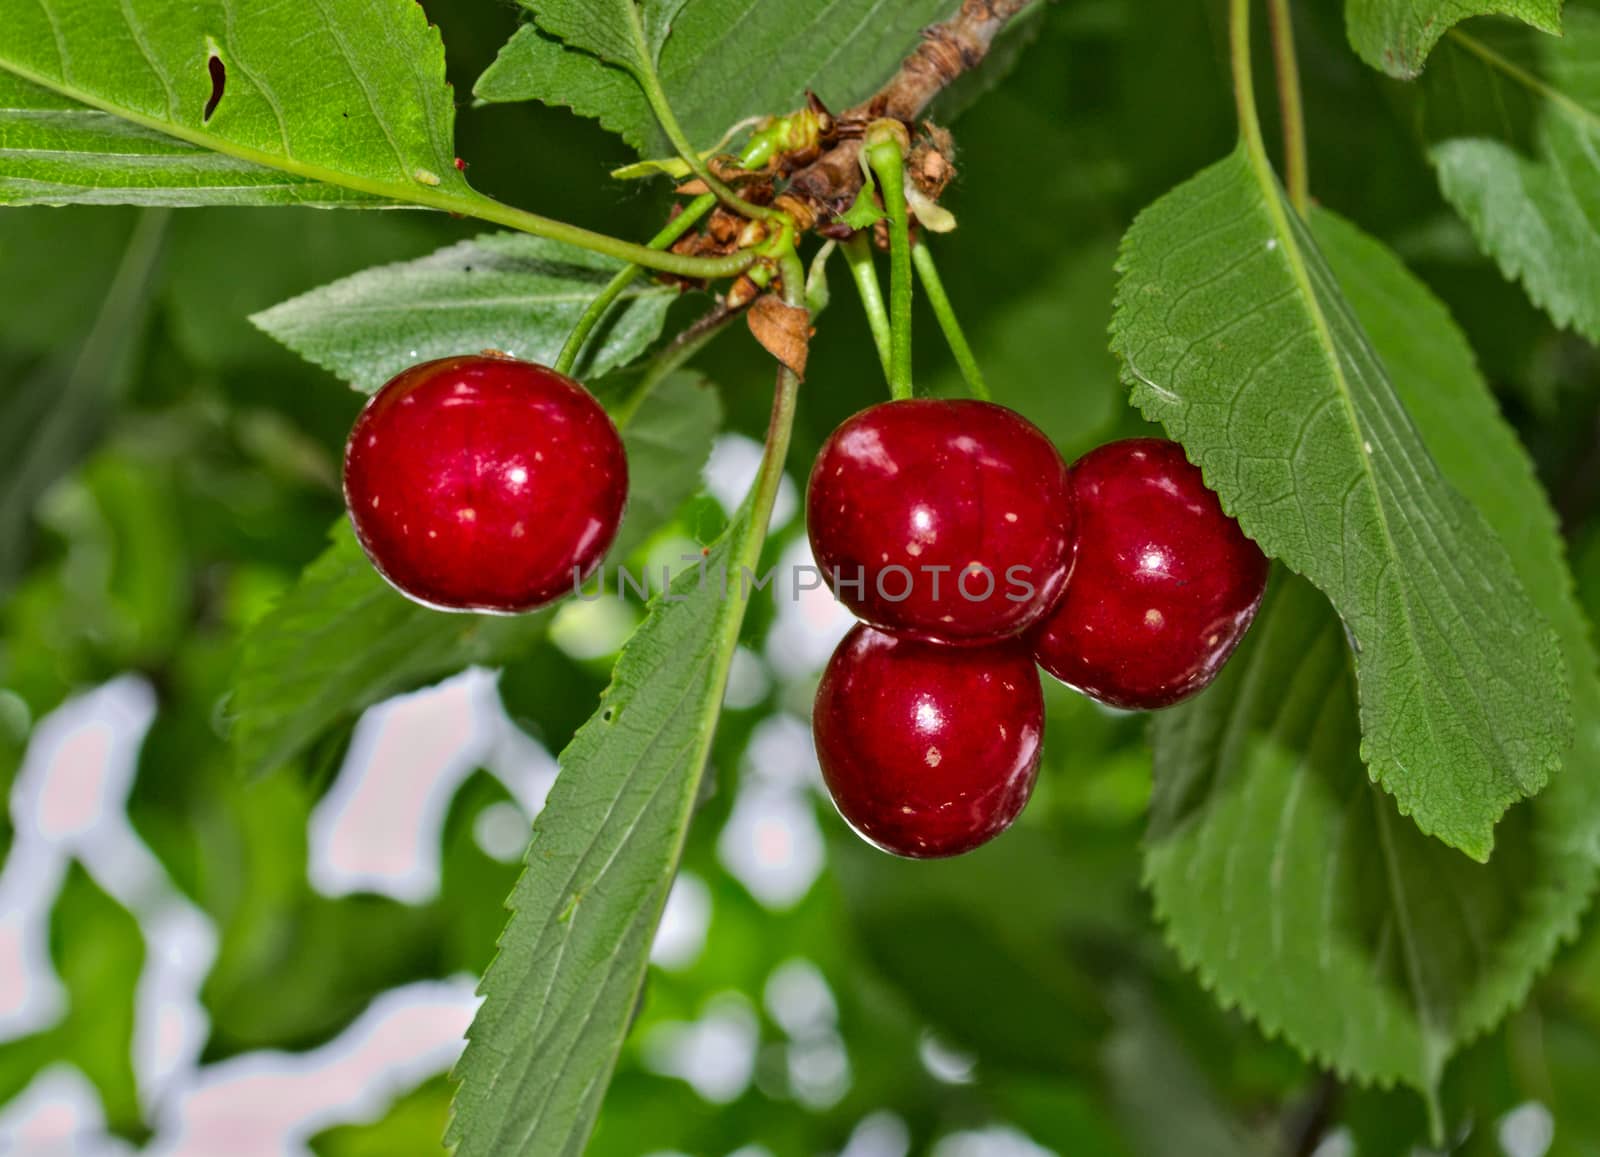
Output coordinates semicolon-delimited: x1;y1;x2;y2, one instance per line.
781;0;1036;223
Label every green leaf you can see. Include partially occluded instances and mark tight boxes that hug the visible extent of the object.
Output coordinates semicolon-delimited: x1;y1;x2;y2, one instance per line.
230;371;720;778
529;0;689;76
252;233;678;393
0;209;166;592
0;72;371;207
446;512;769;1156
0;0;473;208
1344;0;1562;78
1419;5;1600;346
475;0;961;157
1143;208;1600;1119
1111;146;1568;858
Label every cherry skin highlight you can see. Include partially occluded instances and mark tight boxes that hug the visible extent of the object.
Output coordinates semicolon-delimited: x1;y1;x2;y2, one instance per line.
813;623;1044;858
805;399;1074;644
343;354;628;613
1031;438;1268;710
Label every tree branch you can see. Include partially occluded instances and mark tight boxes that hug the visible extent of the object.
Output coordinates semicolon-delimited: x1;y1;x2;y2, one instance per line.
781;0;1037;225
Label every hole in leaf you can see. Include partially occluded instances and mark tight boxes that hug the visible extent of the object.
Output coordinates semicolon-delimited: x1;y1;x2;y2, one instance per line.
204;54;226;122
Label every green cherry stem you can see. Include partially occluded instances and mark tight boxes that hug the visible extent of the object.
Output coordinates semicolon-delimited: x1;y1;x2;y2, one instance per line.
635;67;781;224
555;193;717;377
911;240;990;401
865;122;915;401
0;54;756;283
841;233;893;381
1267;0;1310;215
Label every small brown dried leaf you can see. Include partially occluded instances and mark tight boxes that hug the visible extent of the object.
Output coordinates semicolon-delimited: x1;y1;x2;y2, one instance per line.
747;296;811;378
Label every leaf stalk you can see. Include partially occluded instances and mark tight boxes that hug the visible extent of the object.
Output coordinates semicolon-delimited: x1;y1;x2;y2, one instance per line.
1267;0;1310;215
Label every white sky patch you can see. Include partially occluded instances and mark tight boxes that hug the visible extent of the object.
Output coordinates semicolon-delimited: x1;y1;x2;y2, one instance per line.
764;959;836;1038
145;978;478;1157
309;668;501;904
0;1064;136;1157
742;714;823;793
651;872;713;972
0;835;67;1041
1499;1102;1554;1157
718;715;826;910
642;993;760;1104
787;1034;851;1110
839;1112;912;1157
13;677;155;852
931;1125;1059;1157
482;706;561;821
717;780;824;911
308;665;563;905
471;801;531;863
1;676;215;1113
764;537;855;682
919;1031;978;1085
131;900;216;1114
723;646;772;711
704;434;798;530
2;678;503;1156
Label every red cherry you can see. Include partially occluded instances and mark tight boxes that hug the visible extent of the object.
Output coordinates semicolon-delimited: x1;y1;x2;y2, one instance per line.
813;624;1044;858
805;399;1074;644
1031;438;1268;709
343;354;627;613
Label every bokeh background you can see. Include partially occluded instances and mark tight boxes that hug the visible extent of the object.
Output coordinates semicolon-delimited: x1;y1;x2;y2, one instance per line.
5;0;1600;1154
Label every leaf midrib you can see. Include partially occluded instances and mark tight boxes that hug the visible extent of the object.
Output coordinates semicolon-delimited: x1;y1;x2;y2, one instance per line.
1230;143;1477;839
0;55;450;207
495;644;718;1152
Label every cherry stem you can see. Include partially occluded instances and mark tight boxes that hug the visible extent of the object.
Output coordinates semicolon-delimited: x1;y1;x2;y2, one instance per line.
911;240;990;401
1230;0;1274;186
866;125;915;401
841;234;893;381
1267;0;1310;215
637;67;782;224
744;269;808;558
555;192;717;377
443;189;755;280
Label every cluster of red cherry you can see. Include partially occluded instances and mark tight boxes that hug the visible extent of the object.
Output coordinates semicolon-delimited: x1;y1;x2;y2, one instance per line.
341;354;1268;861
804;399;1268;859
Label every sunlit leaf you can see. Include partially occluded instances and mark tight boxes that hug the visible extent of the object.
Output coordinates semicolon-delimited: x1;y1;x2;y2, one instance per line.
1344;0;1561;78
475;0;960;156
1143;207;1600;1119
0;0;479;208
1112;149;1568;857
